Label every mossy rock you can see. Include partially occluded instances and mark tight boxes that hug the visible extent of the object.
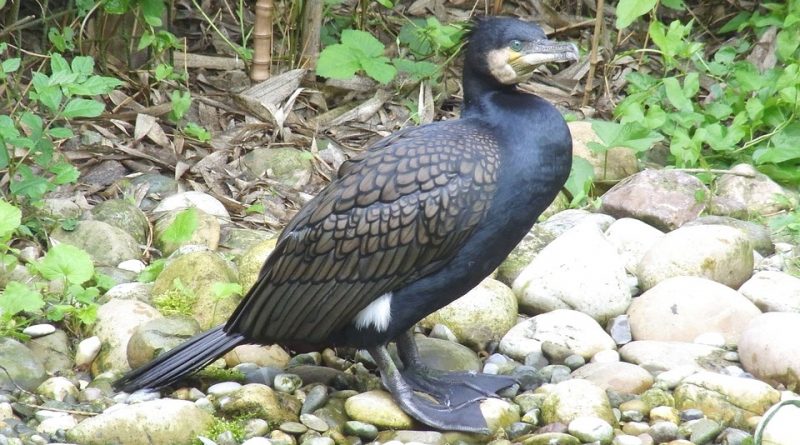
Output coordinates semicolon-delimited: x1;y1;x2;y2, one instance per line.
91;199;150;245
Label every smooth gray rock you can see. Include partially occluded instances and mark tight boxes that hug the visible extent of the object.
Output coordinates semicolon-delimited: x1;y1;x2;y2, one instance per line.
153;191;229;221
91;299;161;374
241;147;313;188
685;215;773;256
500;310;615;361
619;341;731;373
126;316;201;369
739;312;800;390
604;218;665;273
52;220;140;267
0;338;45;391
91;199;150;245
27;329;73;374
711;163;796;218
739;271;800;313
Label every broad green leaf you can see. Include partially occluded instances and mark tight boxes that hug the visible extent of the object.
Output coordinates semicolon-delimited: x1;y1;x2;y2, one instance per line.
138;258;166;283
137;32;156;51
0;200;21;239
663;77;693;112
211;282;243;300
0;139;8;169
47;127;74;139
341;29;385;57
615;0;658;29
746;97;765;121
753;123;800;164
361;57;397;84
48;70;79;87
10;165;50;200
103;0;132;14
394;59;439;80
2;58;20;74
49;162;80;185
590;120;663;153
66;75;122;96
0;281;44;316
32;84;63;113
71;56;95;75
160;208;198;244
169;90;191;121
316;44;360;79
564;156;595;206
661;0;685;9
62;98;105;118
141;0;165;26
49;52;71;74
720;12;751;33
37;243;94;285
683;72;700;97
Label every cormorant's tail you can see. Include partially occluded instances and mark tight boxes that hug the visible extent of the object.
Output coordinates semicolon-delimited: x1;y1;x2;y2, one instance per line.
114;325;245;392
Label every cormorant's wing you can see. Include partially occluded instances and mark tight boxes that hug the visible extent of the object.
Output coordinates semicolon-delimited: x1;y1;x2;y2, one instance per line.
225;119;500;344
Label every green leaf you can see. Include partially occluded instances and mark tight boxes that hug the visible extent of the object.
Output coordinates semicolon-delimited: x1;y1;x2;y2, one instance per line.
141;0;165;26
0;200;21;239
777;27;800;61
564;156;595;206
211;281;243;301
753;123;800;164
2;58;20;74
138;32;156;51
66;75;122;96
160;208;198;244
49;162;80;185
47;127;75;139
169;90;191;122
103;0;132;14
71;56;95;75
663;77;693;112
0;282;45;316
182;122;211;142
138;258;166;283
49;52;71;74
37;243;94;285
720;12;751;33
590;120;664;153
661;0;685;9
10;165;50;200
394;59;439;80
341;29;385;57
62;98;105;118
361;56;397;84
316;44;360;80
615;0;658;29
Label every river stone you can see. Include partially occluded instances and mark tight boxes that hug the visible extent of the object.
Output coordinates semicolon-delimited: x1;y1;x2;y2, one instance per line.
500;309;616;362
36;376;78;401
153;190;230;222
225;344;290;368
91;298;161;374
522;433;581;445
27;329;73;374
739;313;800;391
102;282;153;304
684;216;774;256
154;209;221;256
0;338;46;391
345;390;415;429
604;218;665;273
221;383;299;424
76;336;102;368
40;198;82;220
738;271;800;313
152;251;239;328
124;173;180;210
237;237;278;291
627;277;761;345
376;430;444;444
569;121;639;184
402;336;482;372
66;399;213;445
599;169;707;231
241;147;314;187
571;362;653;395
513;224;631;323
674;371;780;429
760;402;800;445
52;220;140;266
420;278;517;350
91;199;150;245
541;379;616;426
220;227;274;256
567;415;614;444
636;225;753;290
711;164;795;218
126;316;201;369
619;341;730;373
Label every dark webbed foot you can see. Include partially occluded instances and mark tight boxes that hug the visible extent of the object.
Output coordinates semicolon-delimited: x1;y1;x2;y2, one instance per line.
369;345;491;434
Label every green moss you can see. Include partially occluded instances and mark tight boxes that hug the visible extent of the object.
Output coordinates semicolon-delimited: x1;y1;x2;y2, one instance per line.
152;282;197;316
195;366;246;383
193;414;254;445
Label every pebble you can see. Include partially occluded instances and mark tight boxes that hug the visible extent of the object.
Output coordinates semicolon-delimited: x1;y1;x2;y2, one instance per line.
613;435;644;445
216;430;237;445
207;382;242;397
301;385;329;414
429;323;458;342
693;332;726;348
22;324;56;338
242;438;273;445
567;416;613;443
648;421;679;443
650;406;680;423
623;421;650;435
680;408;705;421
592;349;620;363
279;421;308;434
717;427;750;445
563;354;585;370
343;420;379;440
243;418;270;439
303;438;334;445
299;414;328;432
607;314;633;345
75;336;102;368
525;350;549;369
274;373;303;393
126;389;161;403
686;418;722;444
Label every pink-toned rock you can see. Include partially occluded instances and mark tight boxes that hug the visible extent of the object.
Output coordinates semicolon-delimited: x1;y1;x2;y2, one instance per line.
571;362;654;394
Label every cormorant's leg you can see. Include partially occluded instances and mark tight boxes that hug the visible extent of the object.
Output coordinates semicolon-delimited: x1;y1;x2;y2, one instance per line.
368;345;490;434
396;330;518;405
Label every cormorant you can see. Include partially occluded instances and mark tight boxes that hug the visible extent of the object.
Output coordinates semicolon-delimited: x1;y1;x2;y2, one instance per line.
116;16;577;433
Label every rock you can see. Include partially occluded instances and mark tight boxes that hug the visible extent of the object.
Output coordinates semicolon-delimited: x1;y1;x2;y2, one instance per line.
636;225;753;290
541;379;616;426
627;277;761;345
399;336;482;372
219;227;274;256
241;147;314;187
607;315;633;345
739;271;800;313
82;159;127;186
480;398;521;433
612;435;644;445
27;329;73;374
684;216;774;256
299;413;329;432
420;278;517;350
221;383;299;424
207;381;242;396
153;190;230;222
126;316;201;369
344;421;379;440
91;199;150;245
522;433;581;445
673;371;780;428
52;220;140;267
656;366;700;389
567;415;614;444
619;341;730;373
237;238;278;291
91;299;161;374
500;310;616;361
760;401;800;445
604;218;665;273
376;430;445;444
22;323;56;337
274;373;302;393
571;362;653;395
739;313;800;390
40;198;81;219
66;399;214;445
345;390;415;429
225;344;290;368
125;173;180;211
648;420;679;443
0;338;46;391
513;224;631;323
37;412;78;435
711;164;795;218
152;251;239;328
569;121;639;183
600;169;708;231
36;376;78;401
686;418;722;444
154;209;221;256
72;338;102;373
102;282;153;304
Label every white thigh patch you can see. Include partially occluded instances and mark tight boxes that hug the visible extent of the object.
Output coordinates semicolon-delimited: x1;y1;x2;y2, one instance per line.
353;293;393;332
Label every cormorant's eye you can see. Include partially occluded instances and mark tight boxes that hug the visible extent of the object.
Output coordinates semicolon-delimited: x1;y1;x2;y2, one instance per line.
509;40;523;52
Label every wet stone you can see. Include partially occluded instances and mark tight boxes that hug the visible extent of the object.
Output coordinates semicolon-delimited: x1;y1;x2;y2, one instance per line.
648;421;679;443
299;413;328;432
563;355;585;370
280;421;308;434
680;408;705;421
274;373;303;393
343;420;378;440
301;385;329;414
686;418;722;445
243;418;270;439
508;421;535;439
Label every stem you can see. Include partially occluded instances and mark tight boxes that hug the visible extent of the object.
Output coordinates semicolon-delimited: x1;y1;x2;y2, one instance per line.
582;0;605;108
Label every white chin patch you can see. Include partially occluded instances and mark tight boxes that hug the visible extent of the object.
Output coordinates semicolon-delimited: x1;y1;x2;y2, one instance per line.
487;48;519;85
354;292;393;332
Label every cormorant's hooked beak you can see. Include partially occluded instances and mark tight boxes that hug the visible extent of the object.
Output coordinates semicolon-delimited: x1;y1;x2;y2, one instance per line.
508;40;579;80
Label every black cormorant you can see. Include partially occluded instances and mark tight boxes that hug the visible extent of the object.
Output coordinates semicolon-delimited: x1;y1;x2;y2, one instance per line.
116;16;577;433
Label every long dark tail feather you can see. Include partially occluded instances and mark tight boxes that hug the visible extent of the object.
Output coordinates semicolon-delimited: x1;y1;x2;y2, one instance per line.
114;325;246;392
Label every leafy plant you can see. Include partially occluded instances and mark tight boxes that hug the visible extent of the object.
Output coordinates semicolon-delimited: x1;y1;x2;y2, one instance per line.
159;207;199;245
317;29;397;84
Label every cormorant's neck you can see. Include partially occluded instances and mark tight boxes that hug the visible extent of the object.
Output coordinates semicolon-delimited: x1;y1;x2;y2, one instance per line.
461;65;519;118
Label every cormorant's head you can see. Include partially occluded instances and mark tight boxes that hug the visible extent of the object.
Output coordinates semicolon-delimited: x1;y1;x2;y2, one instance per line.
466;17;578;85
